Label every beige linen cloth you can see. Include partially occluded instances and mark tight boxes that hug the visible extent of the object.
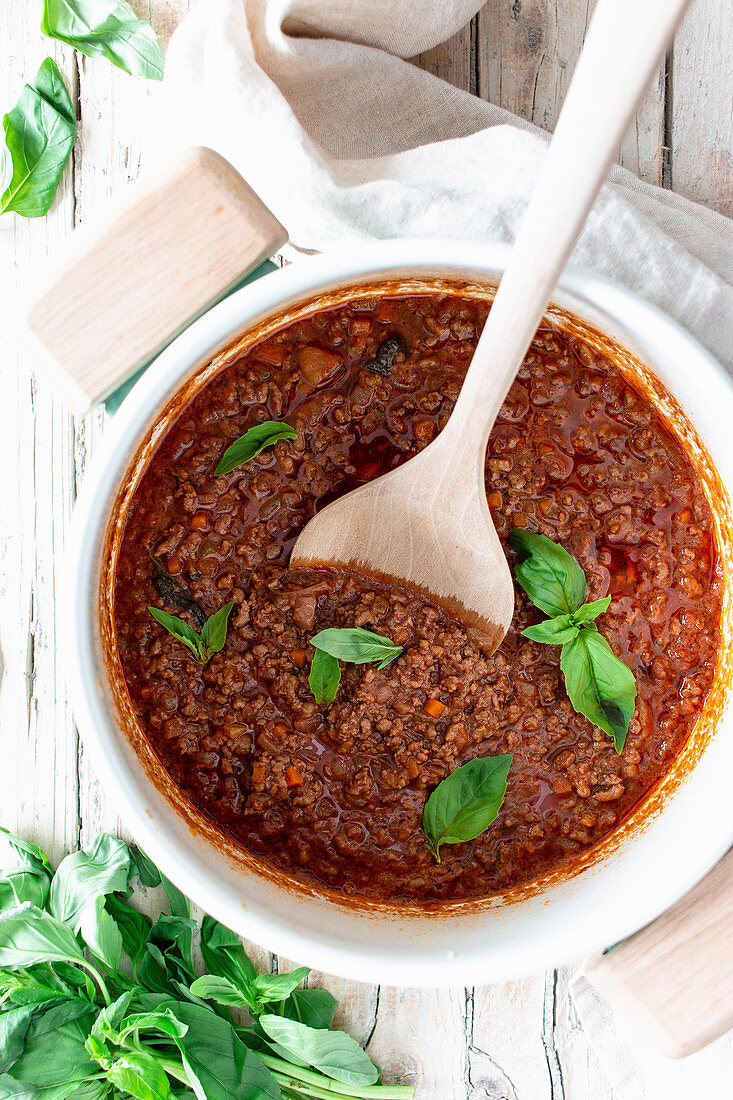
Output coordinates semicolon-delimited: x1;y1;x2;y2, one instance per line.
164;3;733;1094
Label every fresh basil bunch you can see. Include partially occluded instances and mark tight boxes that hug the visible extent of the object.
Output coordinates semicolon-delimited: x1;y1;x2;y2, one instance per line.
0;827;414;1100
511;529;637;752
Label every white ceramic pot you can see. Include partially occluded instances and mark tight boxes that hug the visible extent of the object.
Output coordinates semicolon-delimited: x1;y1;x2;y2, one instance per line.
67;239;733;987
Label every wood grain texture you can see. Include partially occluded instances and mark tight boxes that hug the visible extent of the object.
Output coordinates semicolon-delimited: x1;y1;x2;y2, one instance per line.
1;1;732;1097
585;850;733;1058
475;0;666;185
671;0;733;215
414;19;476;95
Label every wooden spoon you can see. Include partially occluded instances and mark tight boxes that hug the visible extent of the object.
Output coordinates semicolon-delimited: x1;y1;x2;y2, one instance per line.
291;0;691;651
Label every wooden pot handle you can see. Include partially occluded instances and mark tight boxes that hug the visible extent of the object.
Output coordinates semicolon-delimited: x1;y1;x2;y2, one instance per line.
21;147;288;414
584;847;733;1057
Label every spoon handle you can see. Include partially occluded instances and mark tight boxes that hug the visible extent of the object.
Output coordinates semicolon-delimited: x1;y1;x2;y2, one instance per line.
444;0;691;461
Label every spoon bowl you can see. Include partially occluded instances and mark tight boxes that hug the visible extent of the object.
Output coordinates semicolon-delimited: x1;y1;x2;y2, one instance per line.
291;433;515;652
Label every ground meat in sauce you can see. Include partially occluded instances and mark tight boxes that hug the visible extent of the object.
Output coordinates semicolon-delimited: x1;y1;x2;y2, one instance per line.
114;294;722;904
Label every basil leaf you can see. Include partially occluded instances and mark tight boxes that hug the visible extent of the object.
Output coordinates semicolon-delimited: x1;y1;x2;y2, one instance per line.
68;1082;109;1099
0;905;87;969
1;58;76;218
522;614;579;645
137;949;178;998
104;895;152;964
107;1051;171;1100
188;975;248;1009
80;896;123;972
0;829;52;912
422;754;513;861
215;421;297;477
308;649;340;706
510;529;587;616
50;834;130;932
90;990;136;1039
572;595;612;624
560;629;637;753
0;1002;96;1096
128;847;162;889
200;602;234;658
259;1014;379;1087
280;988;337;1030
41;0;165;80
252;968;309;1008
0;1005;35;1074
159;873;190;922
0;831;51;876
150;914;196;981
148;608;204;663
310;628;403;666
0;142;12;196
200;916;257;989
117;1011;188;1043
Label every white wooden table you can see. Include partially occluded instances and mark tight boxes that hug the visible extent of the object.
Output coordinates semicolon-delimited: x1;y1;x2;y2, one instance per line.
1;3;731;1097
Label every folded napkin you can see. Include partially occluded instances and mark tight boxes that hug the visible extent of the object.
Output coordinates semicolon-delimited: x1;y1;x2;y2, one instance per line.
164;0;733;374
163;0;733;1090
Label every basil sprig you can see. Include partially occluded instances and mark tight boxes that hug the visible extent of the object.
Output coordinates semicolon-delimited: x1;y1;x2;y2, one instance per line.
0;829;412;1100
422;755;513;862
215;420;297;476
148;600;234;664
308;628;404;706
510;529;636;752
41;0;165;80
1;59;76;218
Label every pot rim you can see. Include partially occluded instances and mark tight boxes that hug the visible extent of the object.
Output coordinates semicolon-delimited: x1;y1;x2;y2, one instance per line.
66;238;733;986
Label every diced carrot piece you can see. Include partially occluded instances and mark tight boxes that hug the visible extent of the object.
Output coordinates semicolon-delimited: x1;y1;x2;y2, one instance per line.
190;511;208;531
424;698;447;719
488;491;502;509
166;554;181;574
290;648;308;668
252;763;266;785
285;765;304;787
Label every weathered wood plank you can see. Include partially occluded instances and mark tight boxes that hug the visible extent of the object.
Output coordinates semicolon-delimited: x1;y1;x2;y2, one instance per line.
671;0;733;215
470;975;559;1098
413;18;477;95
475;0;665;185
367;986;467;1098
0;13;80;866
